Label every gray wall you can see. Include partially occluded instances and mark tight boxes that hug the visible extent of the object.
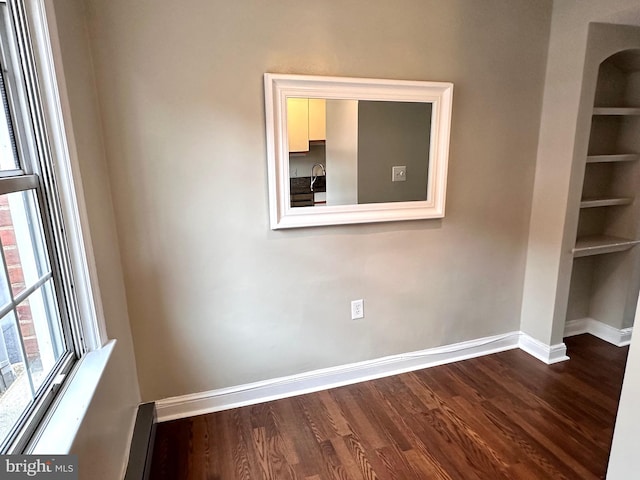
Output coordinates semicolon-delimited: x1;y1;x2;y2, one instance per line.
49;1;141;478
82;0;552;401
357;101;431;204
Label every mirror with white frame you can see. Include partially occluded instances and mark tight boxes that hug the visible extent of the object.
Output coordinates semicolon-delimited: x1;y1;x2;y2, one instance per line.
264;74;453;229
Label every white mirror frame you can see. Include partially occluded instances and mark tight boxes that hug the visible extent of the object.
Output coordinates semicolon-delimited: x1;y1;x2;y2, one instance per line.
264;73;453;229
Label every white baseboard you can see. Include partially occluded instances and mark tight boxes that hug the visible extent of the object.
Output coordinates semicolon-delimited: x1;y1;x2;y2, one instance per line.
155;331;523;422
155;330;583;423
564;318;590;337
565;318;633;347
518;333;569;364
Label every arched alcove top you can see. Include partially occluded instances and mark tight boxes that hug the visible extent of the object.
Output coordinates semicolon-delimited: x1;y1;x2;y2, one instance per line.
595;48;640;108
604;49;640;72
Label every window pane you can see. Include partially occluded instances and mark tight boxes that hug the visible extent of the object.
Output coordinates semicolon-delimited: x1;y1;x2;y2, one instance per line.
0;190;50;296
16;281;63;392
0;184;67;448
0;312;32;448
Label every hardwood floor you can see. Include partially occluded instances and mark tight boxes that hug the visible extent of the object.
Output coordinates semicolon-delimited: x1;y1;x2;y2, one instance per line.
149;334;628;479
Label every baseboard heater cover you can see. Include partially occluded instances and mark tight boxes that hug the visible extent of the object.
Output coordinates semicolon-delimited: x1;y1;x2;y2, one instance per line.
124;402;156;480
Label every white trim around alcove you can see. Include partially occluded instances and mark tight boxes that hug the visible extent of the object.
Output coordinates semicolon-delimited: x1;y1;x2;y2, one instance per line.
155;331;569;423
564;318;633;347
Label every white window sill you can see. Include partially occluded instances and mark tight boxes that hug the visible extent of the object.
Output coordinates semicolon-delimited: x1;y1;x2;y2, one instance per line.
27;340;116;454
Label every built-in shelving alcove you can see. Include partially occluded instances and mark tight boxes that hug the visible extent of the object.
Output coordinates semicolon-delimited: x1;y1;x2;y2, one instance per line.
567;49;640;331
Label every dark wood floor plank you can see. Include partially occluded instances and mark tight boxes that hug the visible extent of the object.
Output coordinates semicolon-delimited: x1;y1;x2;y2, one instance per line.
374;373;435;414
469;353;615;455
402;448;452;480
190;415;212;480
329;436;366;480
273;397;326;478
298;393;341;444
374;445;417;480
266;403;301;468
446;395;523;468
316;390;353;437
250;404;298;479
228;409;262;480
407;409;490;480
149;334;627;480
503;404;601;480
400;371;512;479
453;399;572;480
327;388;399;480
360;382;413;452
211;411;237;480
150;417;191;479
250;426;273;479
318;439;355;480
365;377;454;478
329;387;388;451
342;431;381;480
518;405;606;478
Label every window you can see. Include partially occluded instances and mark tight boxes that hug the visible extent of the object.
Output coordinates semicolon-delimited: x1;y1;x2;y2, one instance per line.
0;0;81;452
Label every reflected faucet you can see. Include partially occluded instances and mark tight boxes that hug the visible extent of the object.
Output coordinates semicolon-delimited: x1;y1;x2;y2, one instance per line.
310;163;326;192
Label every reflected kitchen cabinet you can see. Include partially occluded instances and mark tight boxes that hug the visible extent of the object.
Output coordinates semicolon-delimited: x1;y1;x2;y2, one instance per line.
308;98;326;141
286;98;326;152
287;98;309;152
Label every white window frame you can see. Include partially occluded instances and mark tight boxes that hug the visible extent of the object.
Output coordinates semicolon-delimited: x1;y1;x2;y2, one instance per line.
0;0;111;453
23;0;107;350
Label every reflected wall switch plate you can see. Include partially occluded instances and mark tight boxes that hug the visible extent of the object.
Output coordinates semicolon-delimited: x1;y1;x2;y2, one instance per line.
392;166;407;182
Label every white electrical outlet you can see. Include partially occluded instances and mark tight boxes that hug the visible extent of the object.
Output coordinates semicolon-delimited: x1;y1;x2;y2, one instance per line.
351;299;364;320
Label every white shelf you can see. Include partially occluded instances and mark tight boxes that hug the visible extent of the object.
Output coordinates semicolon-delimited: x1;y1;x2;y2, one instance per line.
580;197;633;208
593;107;640;115
586;154;640;163
573;235;640;257
568;52;640;331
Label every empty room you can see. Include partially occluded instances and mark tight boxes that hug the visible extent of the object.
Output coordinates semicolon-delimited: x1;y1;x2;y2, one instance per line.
1;0;640;479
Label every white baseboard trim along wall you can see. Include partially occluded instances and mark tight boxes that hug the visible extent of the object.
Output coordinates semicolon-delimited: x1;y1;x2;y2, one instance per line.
518;334;570;365
564;317;633;347
155;331;574;422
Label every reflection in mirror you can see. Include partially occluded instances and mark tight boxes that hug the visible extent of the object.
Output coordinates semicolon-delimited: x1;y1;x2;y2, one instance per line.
264;74;453;229
288;99;433;208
